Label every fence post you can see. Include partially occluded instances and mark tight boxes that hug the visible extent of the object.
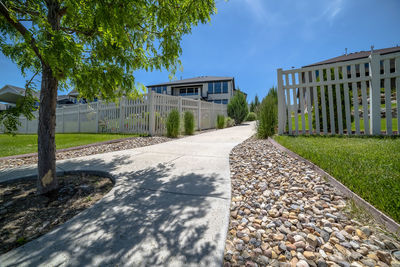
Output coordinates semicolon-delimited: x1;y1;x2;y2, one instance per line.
178;96;182;113
277;68;286;134
77;103;81;132
198;100;201;130
369;53;381;135
62;106;65;133
95;102;99;133
148;91;155;135
119;98;124;133
25;116;28;133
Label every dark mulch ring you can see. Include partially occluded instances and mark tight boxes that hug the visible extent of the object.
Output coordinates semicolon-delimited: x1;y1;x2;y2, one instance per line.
0;174;113;254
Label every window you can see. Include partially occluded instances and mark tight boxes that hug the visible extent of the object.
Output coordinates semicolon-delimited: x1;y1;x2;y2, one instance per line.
222;82;228;93
180;88;186;95
214;82;221;94
214;99;221;104
208;82;213;94
163;86;167;93
222;99;228;104
156;87;162;94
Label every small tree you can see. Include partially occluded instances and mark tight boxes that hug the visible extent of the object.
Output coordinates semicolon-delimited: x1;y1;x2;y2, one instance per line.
166;109;180;138
0;0;216;194
257;87;278;138
227;91;248;125
183;111;195;135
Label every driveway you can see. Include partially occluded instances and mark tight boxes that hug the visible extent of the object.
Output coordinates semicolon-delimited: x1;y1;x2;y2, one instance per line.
0;122;255;267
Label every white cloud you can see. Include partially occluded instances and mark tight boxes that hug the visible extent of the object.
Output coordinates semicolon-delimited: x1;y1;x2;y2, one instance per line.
322;0;344;22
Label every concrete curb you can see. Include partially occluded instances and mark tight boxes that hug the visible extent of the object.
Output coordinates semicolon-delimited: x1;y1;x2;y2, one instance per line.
268;137;400;234
0;136;149;161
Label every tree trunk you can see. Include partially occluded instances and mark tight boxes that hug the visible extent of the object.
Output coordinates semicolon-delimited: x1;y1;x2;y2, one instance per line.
37;66;58;194
37;0;61;195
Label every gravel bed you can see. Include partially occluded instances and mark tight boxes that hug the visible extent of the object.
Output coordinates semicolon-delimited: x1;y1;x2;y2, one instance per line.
224;137;400;267
0;136;171;171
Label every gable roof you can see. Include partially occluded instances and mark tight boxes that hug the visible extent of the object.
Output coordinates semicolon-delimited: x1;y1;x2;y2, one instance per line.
303;46;400;68
147;76;234;87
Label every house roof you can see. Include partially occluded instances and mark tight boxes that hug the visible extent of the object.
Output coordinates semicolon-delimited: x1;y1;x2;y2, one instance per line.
303;46;400;68
147;76;234;87
0;84;40;104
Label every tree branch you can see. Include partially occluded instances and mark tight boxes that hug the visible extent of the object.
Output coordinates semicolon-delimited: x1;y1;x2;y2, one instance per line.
0;1;45;65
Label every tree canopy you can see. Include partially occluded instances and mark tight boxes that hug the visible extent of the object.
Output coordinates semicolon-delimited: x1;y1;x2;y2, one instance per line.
0;0;216;102
0;0;216;194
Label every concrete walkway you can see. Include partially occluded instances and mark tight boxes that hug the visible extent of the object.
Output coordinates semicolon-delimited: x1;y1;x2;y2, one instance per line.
0;122;255;267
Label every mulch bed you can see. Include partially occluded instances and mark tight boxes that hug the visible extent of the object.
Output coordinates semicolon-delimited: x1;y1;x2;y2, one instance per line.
0;174;113;254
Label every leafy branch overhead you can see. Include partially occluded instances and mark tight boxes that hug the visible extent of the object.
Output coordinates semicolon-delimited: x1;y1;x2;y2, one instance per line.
0;0;216;101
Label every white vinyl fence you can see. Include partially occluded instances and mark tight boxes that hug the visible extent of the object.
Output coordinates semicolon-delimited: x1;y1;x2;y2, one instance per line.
277;51;400;136
11;91;227;135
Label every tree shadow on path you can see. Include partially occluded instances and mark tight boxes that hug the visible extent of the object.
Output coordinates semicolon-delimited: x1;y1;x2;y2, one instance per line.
2;155;226;267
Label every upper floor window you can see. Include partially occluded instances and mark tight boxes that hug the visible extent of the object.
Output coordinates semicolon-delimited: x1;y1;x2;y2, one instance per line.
208;82;213;94
214;82;221;94
222;82;228;93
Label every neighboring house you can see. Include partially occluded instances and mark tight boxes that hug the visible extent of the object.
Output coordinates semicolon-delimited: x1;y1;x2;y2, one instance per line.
147;76;243;104
295;45;400;112
56;95;78;107
0;85;40;109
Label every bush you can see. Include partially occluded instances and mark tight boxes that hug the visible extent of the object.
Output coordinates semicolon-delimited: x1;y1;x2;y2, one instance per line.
227;91;248;125
257;87;278;138
226;117;235;127
184;111;195;135
166;109;180;137
217;114;225;129
246;112;257;121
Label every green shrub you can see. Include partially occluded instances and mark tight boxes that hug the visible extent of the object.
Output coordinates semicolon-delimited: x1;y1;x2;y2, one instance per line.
246;112;257;121
227;91;248;125
257;87;278;138
184;111;195;135
226;117;235;127
217;114;225;129
166;109;180;137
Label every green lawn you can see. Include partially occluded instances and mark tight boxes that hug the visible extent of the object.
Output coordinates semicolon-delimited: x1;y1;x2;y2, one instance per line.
0;133;141;157
274;135;400;223
290;114;398;132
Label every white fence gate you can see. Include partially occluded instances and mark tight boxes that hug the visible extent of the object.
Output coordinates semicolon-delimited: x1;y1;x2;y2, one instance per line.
11;91;227;135
277;51;400;136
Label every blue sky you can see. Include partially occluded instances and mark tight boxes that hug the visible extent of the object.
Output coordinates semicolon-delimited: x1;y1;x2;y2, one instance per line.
1;0;399;102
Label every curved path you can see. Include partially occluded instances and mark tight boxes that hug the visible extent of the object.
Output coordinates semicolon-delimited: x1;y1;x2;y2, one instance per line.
0;122;255;267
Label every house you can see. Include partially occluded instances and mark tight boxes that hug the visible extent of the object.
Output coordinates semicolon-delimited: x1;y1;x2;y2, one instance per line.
0;85;40;109
147;76;242;104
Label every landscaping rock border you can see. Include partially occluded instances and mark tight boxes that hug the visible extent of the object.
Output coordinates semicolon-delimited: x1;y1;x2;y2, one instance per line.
268;137;400;234
224;137;400;267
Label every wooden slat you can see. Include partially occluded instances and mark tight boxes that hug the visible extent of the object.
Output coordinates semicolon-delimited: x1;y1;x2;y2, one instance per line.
312;70;320;134
361;81;369;134
397;57;400;135
306;72;313;134
385;77;393;135
286;88;292;134
321;84;328;134
334;67;343;134
350;64;360;135
383;59;392;135
299;87;305;134
291;74;299;135
343;82;352;134
335;84;343;134
327;84;335;134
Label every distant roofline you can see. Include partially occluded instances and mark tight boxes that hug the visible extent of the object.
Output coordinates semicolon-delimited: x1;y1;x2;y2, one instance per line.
147;76;234;87
302;46;400;68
